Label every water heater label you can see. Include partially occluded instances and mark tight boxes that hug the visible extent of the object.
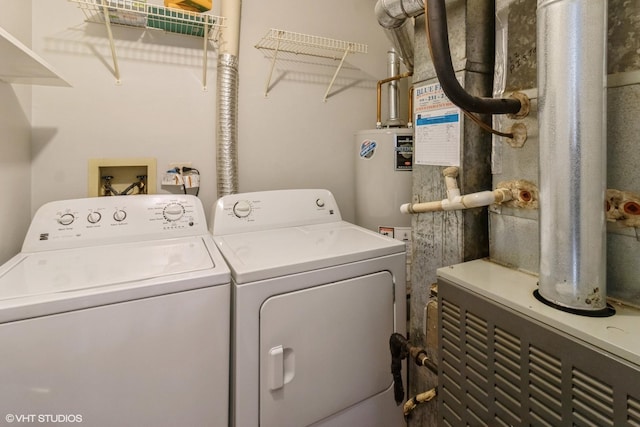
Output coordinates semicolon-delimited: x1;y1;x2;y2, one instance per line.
359;140;377;159
395;134;413;171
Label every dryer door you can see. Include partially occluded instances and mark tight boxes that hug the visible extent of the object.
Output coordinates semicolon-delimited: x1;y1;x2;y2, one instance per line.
259;271;394;427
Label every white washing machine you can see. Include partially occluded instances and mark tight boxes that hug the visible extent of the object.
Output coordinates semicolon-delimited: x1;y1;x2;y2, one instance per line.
211;189;406;427
0;194;230;427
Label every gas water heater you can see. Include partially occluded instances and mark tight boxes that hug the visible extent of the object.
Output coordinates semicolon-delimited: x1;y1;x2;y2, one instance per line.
354;128;413;239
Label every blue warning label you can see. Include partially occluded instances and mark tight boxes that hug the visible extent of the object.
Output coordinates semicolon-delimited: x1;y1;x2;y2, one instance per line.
360;140;377;159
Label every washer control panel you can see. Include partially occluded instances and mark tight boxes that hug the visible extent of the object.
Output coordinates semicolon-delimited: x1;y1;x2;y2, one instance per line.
211;189;342;236
23;194;207;252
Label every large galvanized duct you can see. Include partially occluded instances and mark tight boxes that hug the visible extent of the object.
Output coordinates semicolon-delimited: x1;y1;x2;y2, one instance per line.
537;0;609;313
374;0;425;71
216;0;241;197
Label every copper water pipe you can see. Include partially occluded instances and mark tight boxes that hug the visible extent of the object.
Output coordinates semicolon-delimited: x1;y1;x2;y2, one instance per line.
409;85;414;126
376;71;413;127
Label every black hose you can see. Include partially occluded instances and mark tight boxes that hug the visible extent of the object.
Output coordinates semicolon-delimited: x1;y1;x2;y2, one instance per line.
389;333;409;405
426;0;522;115
390;333;440;406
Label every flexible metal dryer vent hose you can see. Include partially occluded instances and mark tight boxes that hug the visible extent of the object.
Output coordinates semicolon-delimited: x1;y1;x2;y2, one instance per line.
216;53;239;197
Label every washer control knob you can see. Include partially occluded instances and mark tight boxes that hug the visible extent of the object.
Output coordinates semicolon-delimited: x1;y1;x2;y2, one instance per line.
58;213;75;226
87;212;102;224
113;210;127;222
316;198;325;208
163;203;185;222
233;200;252;218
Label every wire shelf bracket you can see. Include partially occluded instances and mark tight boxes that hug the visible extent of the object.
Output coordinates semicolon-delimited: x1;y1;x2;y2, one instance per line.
68;0;225;89
255;29;368;101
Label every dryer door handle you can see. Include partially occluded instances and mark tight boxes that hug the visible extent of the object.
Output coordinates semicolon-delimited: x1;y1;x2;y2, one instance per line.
268;345;284;390
268;345;295;391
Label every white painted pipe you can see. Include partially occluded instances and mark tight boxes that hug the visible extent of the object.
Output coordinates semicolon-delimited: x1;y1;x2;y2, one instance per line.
400;189;512;214
443;166;461;200
400;166;512;214
220;0;241;56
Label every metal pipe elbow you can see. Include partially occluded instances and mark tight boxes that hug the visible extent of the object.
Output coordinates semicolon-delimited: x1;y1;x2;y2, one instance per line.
375;0;425;28
375;0;423;71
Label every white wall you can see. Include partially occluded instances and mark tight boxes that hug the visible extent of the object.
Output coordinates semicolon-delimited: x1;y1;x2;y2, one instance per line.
0;0;33;264
235;0;391;221
31;0;219;217
25;0;391;232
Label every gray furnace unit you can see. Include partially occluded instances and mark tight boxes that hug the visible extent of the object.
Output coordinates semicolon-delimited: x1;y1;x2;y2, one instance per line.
437;259;640;426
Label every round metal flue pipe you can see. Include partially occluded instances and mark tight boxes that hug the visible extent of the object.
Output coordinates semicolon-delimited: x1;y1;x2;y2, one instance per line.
537;0;608;313
385;49;405;127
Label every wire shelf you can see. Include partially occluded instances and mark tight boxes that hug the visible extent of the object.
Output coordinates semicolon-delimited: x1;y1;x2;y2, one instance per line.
255;28;367;60
255;29;368;101
69;0;225;40
68;0;224;88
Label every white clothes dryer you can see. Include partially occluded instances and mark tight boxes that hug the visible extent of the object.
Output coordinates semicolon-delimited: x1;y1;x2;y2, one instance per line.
211;189;406;427
0;195;230;427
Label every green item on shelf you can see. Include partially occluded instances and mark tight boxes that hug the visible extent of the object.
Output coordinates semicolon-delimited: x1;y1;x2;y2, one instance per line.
147;5;213;37
97;0;148;27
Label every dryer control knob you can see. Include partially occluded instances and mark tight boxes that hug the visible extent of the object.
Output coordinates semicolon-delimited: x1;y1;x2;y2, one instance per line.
233;200;252;218
316;198;325;208
58;213;75;226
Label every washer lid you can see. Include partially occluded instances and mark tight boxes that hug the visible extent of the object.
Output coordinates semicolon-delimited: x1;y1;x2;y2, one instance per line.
214;221;405;283
0;236;220;303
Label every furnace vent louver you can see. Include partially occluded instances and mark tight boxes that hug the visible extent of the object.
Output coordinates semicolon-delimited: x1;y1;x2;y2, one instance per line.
528;346;561;425
493;327;521;425
572;368;614;426
628;396;640;425
438;278;640;426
